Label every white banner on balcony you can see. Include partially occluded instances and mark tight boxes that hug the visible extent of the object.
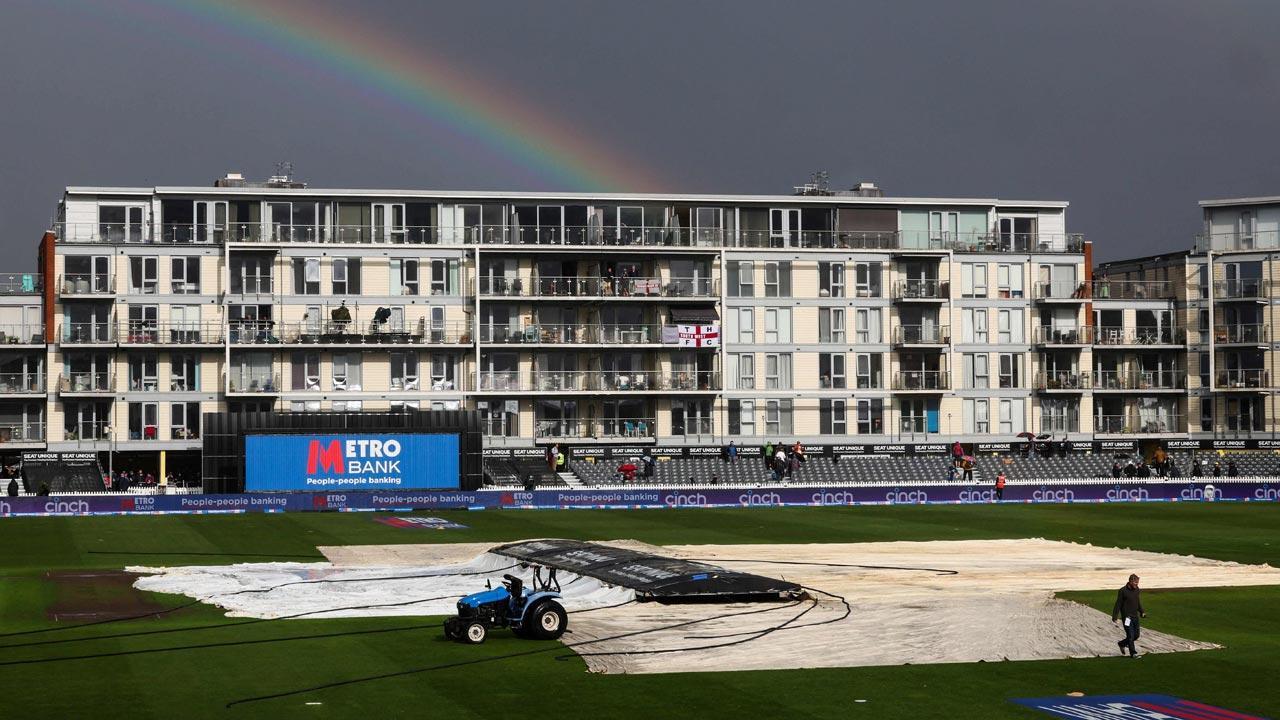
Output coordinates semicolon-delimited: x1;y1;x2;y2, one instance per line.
676;324;720;348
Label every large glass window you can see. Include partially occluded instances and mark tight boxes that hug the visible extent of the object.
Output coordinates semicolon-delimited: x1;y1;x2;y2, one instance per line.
819;353;846;388
820;399;847;435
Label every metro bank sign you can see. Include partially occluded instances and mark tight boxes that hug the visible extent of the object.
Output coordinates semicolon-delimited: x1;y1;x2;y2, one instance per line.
245;433;460;492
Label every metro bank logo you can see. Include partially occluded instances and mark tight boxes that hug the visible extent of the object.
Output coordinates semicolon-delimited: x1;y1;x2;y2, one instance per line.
305;438;403;475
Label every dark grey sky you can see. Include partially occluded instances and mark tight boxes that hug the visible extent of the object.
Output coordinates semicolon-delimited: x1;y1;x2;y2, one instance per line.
3;0;1279;267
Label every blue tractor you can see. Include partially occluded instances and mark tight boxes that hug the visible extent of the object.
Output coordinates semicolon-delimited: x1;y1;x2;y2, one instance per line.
444;570;568;644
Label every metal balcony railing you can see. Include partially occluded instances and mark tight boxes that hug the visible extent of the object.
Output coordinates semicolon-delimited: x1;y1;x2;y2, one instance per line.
534;418;657;440
59;372;113;393
1213;324;1268;344
1093;327;1186;346
56;222;150;244
1095;414;1184;434
1034;326;1093;345
893;325;950;345
228;277;273;294
261;320;471;345
1039;416;1080;434
120;322;224;345
0;373;43;393
60;323;115;344
891;370;949;390
481;371;720;392
894;279;948;300
1034;372;1091;390
0;422;44;443
1092;370;1183;390
0;323;43;345
227;372;280;393
1214;279;1270;300
64;420;110;441
0;273;41;294
480;324;661;345
1091;280;1174;300
521;275;716;298
1217;369;1270;388
1033;280;1089;300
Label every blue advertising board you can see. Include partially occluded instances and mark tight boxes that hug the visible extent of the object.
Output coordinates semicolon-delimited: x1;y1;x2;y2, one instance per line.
244;433;460;491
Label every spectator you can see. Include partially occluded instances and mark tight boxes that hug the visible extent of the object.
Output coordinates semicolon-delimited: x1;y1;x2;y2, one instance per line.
995;471;1007;501
788;451;800;479
952;440;964;467
947;464;957;483
546;444;557;472
1123;460;1136;478
1167;460;1180;478
1136;461;1150;478
37;482;49;496
775;446;787;475
6;478;16;497
793;441;806;464
762;441;773;469
1190;459;1199;477
642;451;655;478
1212;461;1222;478
331;301;352;333
1111;461;1122;479
711;473;719;485
962;457;974;483
1227;459;1239;477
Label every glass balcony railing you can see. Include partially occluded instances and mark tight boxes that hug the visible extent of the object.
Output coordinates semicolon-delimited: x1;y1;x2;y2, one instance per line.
1217;369;1270;388
0;273;41;294
1214;279;1270;300
1034;372;1091;390
512;275;716;298
891;370;949;390
1034;326;1093;345
534;418;656;440
227;372;279;393
894;279;947;300
1093;327;1186;346
1033;280;1088;300
64;420;109;441
59;372;113;393
1213;324;1268;344
479;324;660;345
0;373;43;393
1091;280;1174;300
893;325;950;344
60;323;115;344
0;422;44;442
1092;370;1182;390
480;371;720;392
1039;416;1080;434
1095;414;1183;434
120;322;224;345
0;323;43;345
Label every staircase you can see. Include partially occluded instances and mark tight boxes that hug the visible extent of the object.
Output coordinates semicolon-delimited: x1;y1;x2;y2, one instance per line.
557;470;585;489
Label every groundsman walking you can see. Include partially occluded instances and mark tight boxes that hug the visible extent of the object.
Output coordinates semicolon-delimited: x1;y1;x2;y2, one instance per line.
1112;573;1146;658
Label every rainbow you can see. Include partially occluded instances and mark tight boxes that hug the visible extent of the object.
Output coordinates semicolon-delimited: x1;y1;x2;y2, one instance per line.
88;0;665;191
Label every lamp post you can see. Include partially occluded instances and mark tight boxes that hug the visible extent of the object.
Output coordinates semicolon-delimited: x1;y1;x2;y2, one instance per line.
105;424;114;483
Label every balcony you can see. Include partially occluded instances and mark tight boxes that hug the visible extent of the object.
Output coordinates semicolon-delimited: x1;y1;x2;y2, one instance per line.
227;372;280;394
1095;414;1185;435
1093;327;1186;346
1034;326;1093;346
120;322;225;346
1033;280;1089;301
56;222;150;244
59;273;115;295
59;372;113;394
0;422;44;444
0;323;44;346
231;320;472;346
0;373;43;394
891;370;949;391
1091;280;1174;301
480;324;661;345
1213;324;1268;346
479;371;720;393
1216;369;1270;390
892;325;950;346
1034;372;1091;391
63;421;109;442
60;323;116;345
493;275;716;299
1214;279;1270;301
1039;416;1081;434
1093;370;1184;391
534;418;656;441
893;279;948;301
0;273;41;294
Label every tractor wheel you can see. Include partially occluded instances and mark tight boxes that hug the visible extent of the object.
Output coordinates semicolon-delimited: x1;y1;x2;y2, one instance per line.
462;621;487;644
443;618;461;640
527;600;568;641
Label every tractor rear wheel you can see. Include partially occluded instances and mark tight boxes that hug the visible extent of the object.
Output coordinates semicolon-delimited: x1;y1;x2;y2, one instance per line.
462;621;487;644
527;600;567;641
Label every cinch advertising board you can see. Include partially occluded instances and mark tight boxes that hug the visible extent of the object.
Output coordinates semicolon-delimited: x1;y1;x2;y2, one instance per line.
244;433;460;491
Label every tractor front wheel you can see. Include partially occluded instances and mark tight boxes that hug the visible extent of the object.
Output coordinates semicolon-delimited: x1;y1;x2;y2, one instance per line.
462;621;487;644
527;600;568;641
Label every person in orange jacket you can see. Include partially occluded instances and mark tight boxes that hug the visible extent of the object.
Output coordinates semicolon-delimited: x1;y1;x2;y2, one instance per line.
995;471;1007;500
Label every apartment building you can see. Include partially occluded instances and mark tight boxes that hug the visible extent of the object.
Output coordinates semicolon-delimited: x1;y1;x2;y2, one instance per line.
21;175;1108;472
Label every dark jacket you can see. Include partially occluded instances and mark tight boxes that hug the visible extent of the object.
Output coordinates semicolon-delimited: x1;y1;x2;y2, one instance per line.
1112;584;1144;620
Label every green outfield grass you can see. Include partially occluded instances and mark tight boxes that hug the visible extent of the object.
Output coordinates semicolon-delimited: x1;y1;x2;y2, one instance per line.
0;503;1276;719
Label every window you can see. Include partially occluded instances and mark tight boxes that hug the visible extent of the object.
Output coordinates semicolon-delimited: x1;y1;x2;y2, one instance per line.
961;263;987;298
730;353;755;389
763;308;791;343
1199;353;1210;387
854;309;878;343
170;353;198;391
391;259;419;295
728;308;755;343
820;399;847;435
764;353;792;389
728;260;754;297
128;402;159;440
997;309;1023;343
929;210;959;243
373;203;406;243
728;399;755;436
963;353;989;389
130;256;158;294
855;353;882;389
854;262;881;297
171;402;200;439
332;400;364;412
1198;309;1209;334
819;353;846;388
820;262;845;297
820;308;846;343
1200;398;1213;432
998;399;1021;434
764;261;791;297
429;354;456;389
765;399;793;435
998;353;1022;388
429;259;457;295
293;258;321;294
390;352;419;390
231;256;272;294
332;258;361;295
291;352;321;390
128;354;158;391
1198;265;1209;300
965;399;990;433
964;308;989;343
331;353;362;391
171;258;200;294
856;399;883;434
996;264;1023;298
